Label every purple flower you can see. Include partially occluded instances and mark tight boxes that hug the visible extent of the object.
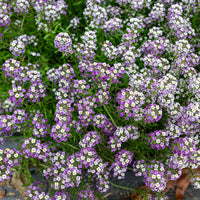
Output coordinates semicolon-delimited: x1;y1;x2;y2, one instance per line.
54;32;73;55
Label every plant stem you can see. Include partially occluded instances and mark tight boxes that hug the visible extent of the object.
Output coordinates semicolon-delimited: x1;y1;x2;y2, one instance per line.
93;125;98;132
103;104;117;127
110;181;135;191
67;143;80;150
20;16;26;33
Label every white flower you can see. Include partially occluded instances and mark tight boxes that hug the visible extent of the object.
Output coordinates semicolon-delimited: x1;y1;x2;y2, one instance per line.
31;138;36;143
156;139;160;143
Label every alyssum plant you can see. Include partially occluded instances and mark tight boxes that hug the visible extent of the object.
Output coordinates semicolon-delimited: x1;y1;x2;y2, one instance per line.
0;0;200;199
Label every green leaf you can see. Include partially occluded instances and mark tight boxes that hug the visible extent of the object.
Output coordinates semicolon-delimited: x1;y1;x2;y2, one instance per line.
43;34;50;39
74;1;83;6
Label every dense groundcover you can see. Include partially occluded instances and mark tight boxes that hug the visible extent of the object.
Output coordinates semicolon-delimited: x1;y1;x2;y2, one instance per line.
0;0;200;199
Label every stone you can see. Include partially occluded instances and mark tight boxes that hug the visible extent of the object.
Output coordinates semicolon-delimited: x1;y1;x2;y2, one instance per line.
6;191;16;197
0;189;5;199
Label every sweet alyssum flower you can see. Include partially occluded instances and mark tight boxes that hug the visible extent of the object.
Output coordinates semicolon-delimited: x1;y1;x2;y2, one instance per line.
54;32;73;55
143;104;162;123
1;0;200;198
148;130;170;150
9;39;25;57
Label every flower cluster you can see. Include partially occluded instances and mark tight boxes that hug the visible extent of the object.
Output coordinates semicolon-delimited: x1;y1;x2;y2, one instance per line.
83;4;108;28
12;109;28;130
26;69;42;84
52;191;71;200
21;137;50;161
71;79;90;98
116;0;146;11
54;33;73;55
79;131;101;148
74;30;97;62
87;156;108;176
37;22;49;32
191;174;200;190
163;74;178;92
121;29;140;46
27;182;51;200
33;0;67;24
121;47;138;67
172;39;194;55
0;148;15;182
17;34;38;46
148;130;170;150
166;153;188;180
116;88;145;119
185;102;200;122
167;3;195;39
0;114;17;139
109;150;133;179
2;59;21;81
101;40;118;60
158;92;175;108
101;17;123;35
54;99;74;123
78;188;98;200
69;16;80;29
189;148;200;185
76;96;96;127
148;27;163;39
148;3;165;22
46;68;60;85
102;121;116;136
48;151;67;168
50;121;71;143
171;137;196;157
125;125;140;140
143;104;162;123
113;126;130;143
107;136;122;152
166;103;183;120
125;16;145;30
128;70;146;90
165;123;182;139
13;0;30;15
8;85;26;106
188;74;200;96
92;114;108;128
95;89;111;105
92;114;115;136
32;111;50;138
55;166;82;189
9;39;25;57
141;37;170;56
140;77;157;98
0;2;12;29
24;80;47;103
58;63;75;87
1;98;16;113
106;5;122;18
54;88;68;100
107;127;131;152
142;54;170;76
132;160;148;177
144;161;167;193
86;62;112;83
3;148;22;168
43;152;82;190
